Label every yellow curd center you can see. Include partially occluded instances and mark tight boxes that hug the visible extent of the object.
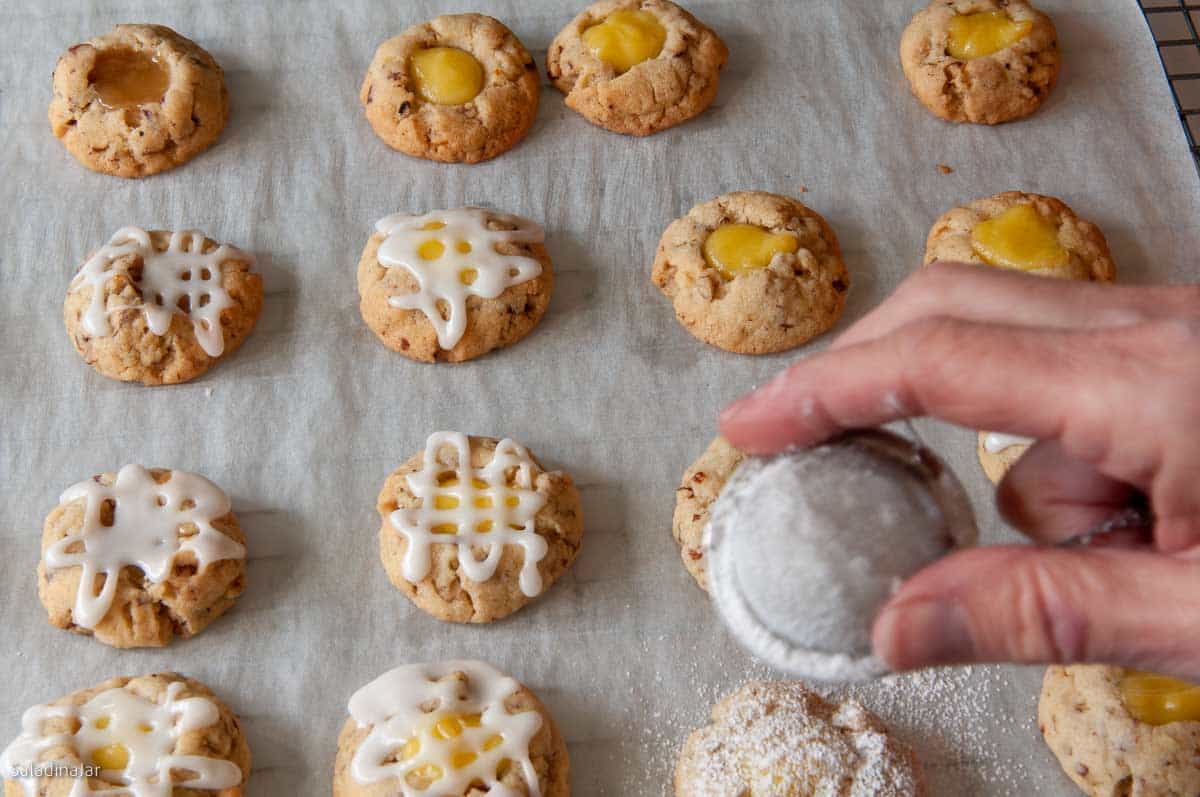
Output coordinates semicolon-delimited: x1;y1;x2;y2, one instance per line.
90;48;170;109
583;10;667;73
91;743;130;771
410;47;484;106
703;223;800;280
1120;672;1200;726
947;11;1033;60
970;204;1069;272
397;713;507;789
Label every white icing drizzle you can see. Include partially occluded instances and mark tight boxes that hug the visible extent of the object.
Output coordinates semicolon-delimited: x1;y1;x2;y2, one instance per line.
389;432;549;597
69;227;249;357
0;681;243;797
983;433;1035;454
46;465;246;630
348;660;543;797
374;208;544;350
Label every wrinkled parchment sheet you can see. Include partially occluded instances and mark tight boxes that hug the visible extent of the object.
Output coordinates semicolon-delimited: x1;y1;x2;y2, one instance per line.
2;0;1197;793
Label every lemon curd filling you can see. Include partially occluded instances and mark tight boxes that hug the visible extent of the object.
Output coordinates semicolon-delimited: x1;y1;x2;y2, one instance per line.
947;11;1033;60
582;10;667;73
91;742;130;771
409;47;484;105
90;48;170;109
395;713;507;788
703;223;800;280
1120;672;1200;726
970;205;1069;272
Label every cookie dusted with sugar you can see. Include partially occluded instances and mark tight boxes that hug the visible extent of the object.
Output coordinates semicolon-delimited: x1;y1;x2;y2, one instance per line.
1039;665;1200;796
357;207;553;363
49;24;229;177
652;190;849;354
671;436;745;591
547;0;728;135
334;660;568;797
38;465;247;649
376;432;582;623
360;14;539;163
1;672;250;795
675;681;925;796
924;191;1115;481
64;227;262;385
901;0;1061;125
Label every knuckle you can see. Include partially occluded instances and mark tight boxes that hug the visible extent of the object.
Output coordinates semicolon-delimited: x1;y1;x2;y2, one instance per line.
1006;557;1091;663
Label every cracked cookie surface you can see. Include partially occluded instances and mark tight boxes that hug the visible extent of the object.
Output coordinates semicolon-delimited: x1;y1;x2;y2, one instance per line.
49;24;229;177
900;0;1060;125
675;681;925;796
38;467;247;649
1040;665;1200;797
63;228;263;385
672;436;744;591
376;435;583;624
360;14;540;163
652;190;849;354
547;0;728;136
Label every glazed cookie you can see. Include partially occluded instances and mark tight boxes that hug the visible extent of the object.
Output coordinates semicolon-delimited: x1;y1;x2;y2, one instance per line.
360;14;539;163
672;436;744;591
675;681;925;796
376;432;583;623
924;192;1116;281
547;0;728;135
49;24;229;177
64;227;262;385
1039;665;1200;796
0;672;250;795
358;207;553;363
977;431;1033;483
900;0;1061;125
38;464;247;649
334;660;569;797
653;191;849;354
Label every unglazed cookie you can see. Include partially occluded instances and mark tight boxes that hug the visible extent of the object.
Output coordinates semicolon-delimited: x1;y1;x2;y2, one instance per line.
49;24;229;177
900;0;1061;125
1040;665;1200;796
924;192;1116;281
334;660;569;797
672;436;744;591
64;227;262;385
357;207;553;363
0;672;250;795
977;431;1033;483
376;432;583;623
547;0;728;135
675;681;925;796
360;14;539;163
38;465;247;649
652;191;849;354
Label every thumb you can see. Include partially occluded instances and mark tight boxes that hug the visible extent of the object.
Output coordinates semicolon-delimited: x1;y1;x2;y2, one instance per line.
872;546;1200;680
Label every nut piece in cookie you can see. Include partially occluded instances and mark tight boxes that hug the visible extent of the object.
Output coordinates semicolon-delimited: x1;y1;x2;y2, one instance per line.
547;0;728;135
1039;665;1200;797
1;672;250;795
672;436;745;591
64;227;262;385
38;465;247;649
334;660;569;797
360;14;540;163
675;681;925;796
652;190;850;354
376;432;583;623
49;24;229;177
357;207;553;363
900;0;1061;125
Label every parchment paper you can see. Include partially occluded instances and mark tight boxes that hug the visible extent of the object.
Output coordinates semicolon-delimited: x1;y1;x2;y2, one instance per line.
2;1;1198;793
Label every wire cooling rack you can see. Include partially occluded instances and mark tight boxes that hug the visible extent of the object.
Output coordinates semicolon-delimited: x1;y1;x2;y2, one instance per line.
1140;0;1200;174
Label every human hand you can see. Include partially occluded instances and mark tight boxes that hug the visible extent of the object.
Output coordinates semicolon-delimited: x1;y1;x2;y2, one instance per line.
719;262;1200;678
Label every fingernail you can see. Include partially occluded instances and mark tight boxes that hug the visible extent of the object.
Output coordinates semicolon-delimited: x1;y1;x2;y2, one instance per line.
874;600;975;670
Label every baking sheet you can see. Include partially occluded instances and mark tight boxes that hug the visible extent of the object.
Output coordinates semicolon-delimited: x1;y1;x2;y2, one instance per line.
2;0;1198;793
